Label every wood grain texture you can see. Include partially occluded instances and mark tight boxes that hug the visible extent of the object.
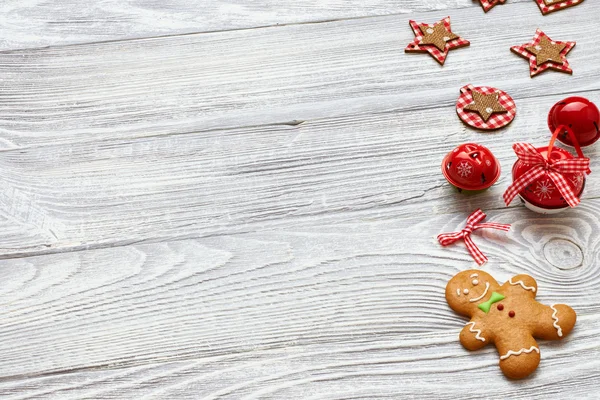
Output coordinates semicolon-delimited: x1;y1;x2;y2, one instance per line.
0;0;532;51
0;207;598;398
1;91;600;258
1;0;599;397
0;1;597;150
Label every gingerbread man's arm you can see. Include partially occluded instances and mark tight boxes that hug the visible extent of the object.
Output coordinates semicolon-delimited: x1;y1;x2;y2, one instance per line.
533;303;577;340
504;274;537;298
460;320;490;350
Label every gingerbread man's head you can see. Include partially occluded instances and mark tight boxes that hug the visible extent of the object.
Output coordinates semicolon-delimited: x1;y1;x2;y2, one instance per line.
445;270;501;316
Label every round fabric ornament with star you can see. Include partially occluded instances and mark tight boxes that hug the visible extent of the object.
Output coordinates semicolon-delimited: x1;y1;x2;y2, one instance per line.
456;84;517;131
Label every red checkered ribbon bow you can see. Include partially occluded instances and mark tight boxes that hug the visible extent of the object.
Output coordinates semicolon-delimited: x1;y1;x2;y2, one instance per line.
503;143;590;208
437;209;511;265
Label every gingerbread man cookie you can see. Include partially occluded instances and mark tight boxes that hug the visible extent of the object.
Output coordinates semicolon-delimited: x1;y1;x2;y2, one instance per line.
446;270;576;379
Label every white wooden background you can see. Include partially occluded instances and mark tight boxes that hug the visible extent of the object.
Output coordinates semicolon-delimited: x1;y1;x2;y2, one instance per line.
1;1;599;398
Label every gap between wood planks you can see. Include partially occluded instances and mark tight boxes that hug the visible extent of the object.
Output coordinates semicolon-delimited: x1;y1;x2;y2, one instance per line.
1;86;599;154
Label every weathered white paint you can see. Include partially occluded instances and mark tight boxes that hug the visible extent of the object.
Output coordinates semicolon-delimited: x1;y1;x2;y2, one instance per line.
0;1;596;150
0;91;600;258
0;0;532;51
0;210;598;398
0;0;598;398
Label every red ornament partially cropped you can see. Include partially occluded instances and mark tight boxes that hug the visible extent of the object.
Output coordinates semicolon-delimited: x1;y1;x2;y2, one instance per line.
512;146;585;214
548;97;600;147
442;143;501;192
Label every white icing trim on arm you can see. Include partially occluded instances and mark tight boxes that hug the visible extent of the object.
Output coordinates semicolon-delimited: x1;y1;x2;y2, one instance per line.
509;277;536;292
500;346;540;361
466;322;486;342
469;282;490;302
456;288;461;296
550;305;563;337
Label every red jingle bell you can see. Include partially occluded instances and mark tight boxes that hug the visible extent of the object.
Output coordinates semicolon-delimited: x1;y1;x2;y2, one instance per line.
511;146;585;214
505;124;591;214
442;143;501;192
548;97;600;147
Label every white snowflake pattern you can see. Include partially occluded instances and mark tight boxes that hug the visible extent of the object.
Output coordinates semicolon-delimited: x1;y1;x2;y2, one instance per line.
571;173;584;188
456;161;473;178
534;179;555;200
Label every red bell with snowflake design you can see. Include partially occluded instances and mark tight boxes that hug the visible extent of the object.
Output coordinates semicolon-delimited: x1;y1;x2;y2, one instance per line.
441;143;501;192
511;146;585;214
548;97;600;147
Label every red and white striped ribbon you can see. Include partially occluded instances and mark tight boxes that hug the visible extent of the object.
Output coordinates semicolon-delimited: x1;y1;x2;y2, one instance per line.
503;143;590;208
437;209;511;265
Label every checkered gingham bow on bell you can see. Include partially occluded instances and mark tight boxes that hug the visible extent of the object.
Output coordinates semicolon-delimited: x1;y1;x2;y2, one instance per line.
437;209;511;265
503;143;591;208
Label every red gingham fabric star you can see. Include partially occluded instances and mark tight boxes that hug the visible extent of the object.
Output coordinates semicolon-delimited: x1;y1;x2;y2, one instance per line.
511;30;575;77
478;0;506;12
405;17;470;65
534;0;584;15
456;85;516;131
438;209;511;266
503;143;590;208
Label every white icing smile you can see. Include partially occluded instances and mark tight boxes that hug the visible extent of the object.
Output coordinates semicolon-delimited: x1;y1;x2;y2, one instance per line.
469;282;490;303
455;275;486;298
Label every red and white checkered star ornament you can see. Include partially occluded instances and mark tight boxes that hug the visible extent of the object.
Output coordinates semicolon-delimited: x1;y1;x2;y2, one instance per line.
478;0;506;12
511;30;575;78
534;0;584;15
456;85;516;131
405;17;470;65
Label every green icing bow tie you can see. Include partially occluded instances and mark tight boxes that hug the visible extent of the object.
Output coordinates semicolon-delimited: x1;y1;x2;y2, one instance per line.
478;292;505;313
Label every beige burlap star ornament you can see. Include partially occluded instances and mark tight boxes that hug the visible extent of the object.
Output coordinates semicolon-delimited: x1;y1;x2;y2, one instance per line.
525;36;566;66
464;91;508;122
419;22;459;52
405;17;470;65
511;30;575;77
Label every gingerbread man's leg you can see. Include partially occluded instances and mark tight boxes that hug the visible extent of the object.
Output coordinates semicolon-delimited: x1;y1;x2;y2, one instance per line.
533;304;577;340
496;335;540;379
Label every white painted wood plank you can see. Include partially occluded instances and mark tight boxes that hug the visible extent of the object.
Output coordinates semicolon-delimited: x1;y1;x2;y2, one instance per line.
0;1;597;150
0;2;595;397
0;210;597;397
0;0;532;51
1;91;600;258
3;337;600;399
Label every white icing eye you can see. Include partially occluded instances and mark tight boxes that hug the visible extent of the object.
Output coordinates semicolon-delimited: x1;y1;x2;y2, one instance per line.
463;289;469;295
472;279;479;286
